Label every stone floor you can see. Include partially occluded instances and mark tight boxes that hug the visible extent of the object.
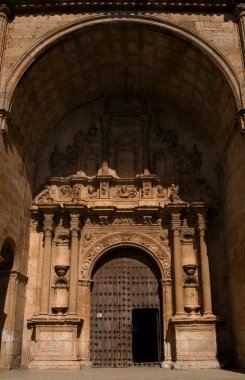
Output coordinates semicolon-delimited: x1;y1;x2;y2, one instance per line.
0;368;244;380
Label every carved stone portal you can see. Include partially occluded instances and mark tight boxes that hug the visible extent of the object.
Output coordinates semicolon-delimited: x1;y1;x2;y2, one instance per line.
28;167;219;370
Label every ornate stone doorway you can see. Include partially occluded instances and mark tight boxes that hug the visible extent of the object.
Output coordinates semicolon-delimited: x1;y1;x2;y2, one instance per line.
90;248;162;367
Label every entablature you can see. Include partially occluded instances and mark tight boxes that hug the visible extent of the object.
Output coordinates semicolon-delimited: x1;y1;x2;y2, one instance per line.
31;173;211;228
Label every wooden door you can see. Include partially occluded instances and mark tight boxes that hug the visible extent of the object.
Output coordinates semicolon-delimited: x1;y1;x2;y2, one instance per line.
90;248;162;367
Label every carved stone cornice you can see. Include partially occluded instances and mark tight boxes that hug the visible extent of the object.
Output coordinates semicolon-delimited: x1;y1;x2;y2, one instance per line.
10;0;235;15
27;314;82;326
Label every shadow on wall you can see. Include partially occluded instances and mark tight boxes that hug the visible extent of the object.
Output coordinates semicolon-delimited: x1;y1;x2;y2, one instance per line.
0;238;15;368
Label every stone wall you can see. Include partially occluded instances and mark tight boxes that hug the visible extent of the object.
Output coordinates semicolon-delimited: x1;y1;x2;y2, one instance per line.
0;134;31;368
223;131;245;369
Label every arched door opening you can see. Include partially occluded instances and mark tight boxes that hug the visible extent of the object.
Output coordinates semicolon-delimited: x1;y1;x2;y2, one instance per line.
90;248;162;367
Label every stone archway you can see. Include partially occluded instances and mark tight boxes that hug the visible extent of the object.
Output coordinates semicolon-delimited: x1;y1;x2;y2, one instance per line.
5;15;240;370
2;14;242;111
81;232;171;282
78;231;172;367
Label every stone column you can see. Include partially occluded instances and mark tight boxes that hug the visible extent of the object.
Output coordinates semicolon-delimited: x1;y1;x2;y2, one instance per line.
78;280;91;363
0;4;11;71
236;4;245;70
197;212;213;316
68;213;80;314
40;213;54;314
171;213;184;315
161;279;173;363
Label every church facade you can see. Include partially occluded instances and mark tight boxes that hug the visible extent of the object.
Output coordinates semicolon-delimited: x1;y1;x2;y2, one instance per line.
0;0;244;370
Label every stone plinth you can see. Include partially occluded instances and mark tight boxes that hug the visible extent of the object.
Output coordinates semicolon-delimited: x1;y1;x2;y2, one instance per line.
171;315;220;369
28;314;83;369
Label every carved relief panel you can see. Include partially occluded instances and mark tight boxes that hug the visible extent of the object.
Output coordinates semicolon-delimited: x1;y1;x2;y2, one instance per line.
108;105;143;177
49;123;102;178
45;104;216;204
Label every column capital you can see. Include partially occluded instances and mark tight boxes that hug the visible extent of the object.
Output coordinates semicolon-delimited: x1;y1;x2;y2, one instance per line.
197;212;206;233
170;212;181;232
160;279;172;287
43;213;54;235
70;213;80;232
79;279;92;288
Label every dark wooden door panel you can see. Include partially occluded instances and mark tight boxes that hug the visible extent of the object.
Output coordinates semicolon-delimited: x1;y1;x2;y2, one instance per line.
90;249;161;367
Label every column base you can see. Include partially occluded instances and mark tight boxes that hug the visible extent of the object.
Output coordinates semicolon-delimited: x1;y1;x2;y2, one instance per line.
171;314;220;369
160;361;174;369
27;314;83;370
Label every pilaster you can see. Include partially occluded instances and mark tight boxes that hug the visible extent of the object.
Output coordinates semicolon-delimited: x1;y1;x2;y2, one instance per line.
197;211;213;317
68;213;80;314
40;213;54;315
236;4;245;72
170;212;184;316
0;4;13;133
0;3;12;72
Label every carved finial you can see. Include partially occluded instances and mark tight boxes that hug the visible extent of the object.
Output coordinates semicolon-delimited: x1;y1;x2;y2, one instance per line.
170;184;181;202
97;161;119;178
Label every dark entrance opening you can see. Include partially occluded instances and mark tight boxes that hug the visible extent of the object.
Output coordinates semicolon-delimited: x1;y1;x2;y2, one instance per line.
132;308;159;363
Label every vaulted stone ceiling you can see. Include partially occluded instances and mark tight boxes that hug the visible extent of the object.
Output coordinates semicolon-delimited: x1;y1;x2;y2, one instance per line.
10;22;238;164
